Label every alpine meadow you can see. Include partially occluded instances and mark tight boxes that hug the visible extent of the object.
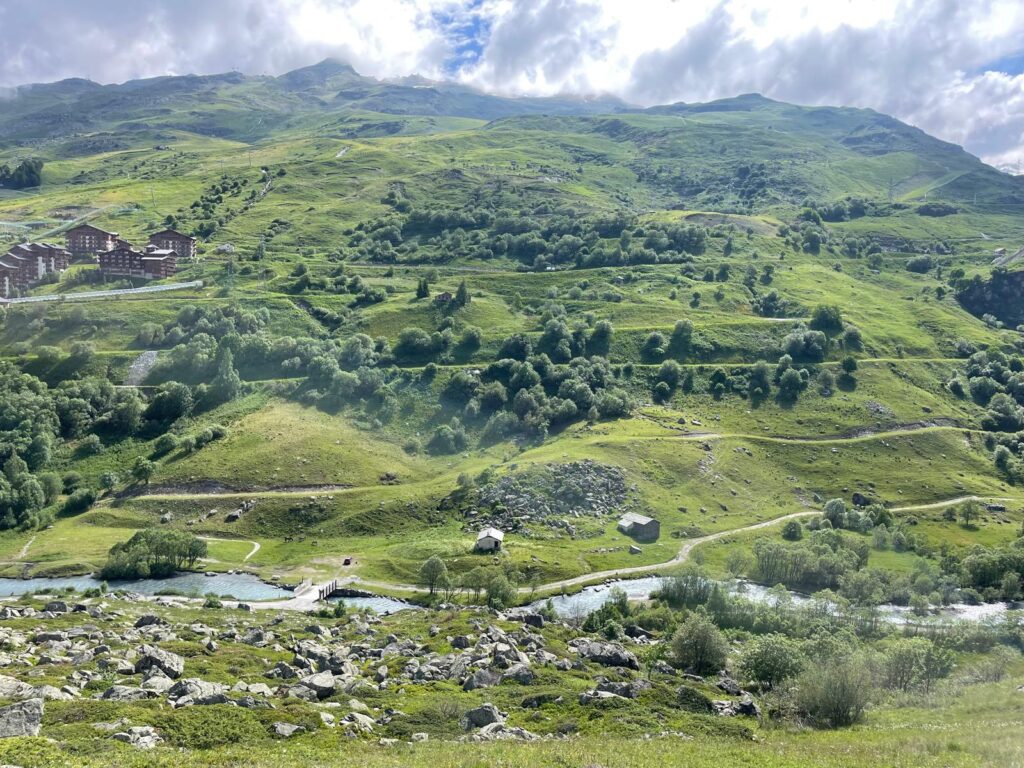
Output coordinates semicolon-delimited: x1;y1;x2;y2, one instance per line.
0;42;1021;768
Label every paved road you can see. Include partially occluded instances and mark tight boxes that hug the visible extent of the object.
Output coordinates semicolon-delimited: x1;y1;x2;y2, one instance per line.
1;280;204;304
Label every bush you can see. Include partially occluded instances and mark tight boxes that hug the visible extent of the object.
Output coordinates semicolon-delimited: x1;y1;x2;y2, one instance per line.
809;304;844;335
676;685;715;713
79;434;103;456
781;520;803;541
61;488;97;516
739;634;804;687
156;705;267;749
670;611;728;675
152;434;179;456
796;654;874;727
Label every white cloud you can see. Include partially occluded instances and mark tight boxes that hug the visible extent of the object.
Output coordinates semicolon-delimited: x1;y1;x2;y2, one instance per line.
457;0;1024;171
0;0;1022;170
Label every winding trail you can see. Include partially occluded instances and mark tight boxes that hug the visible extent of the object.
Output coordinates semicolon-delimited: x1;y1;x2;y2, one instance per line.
199;536;261;562
889;496;1015;513
16;537;35;561
279;510;823;604
136;491;1021;613
135;422;976;504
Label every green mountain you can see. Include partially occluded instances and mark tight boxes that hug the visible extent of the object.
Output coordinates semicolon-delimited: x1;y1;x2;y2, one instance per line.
0;57;1023;768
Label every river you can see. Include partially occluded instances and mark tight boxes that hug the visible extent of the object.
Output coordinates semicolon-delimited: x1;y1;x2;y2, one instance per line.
0;573;415;614
523;576;1021;624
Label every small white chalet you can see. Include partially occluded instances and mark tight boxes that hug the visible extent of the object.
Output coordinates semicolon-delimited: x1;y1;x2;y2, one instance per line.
475;527;505;552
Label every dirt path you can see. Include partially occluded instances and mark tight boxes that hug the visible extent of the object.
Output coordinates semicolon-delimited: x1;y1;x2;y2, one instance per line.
199;536;261;562
889;495;1016;512
135;423;973;503
324;510;821;599
520;510;820;593
628;420;966;445
16;536;35;561
136;490;1021;613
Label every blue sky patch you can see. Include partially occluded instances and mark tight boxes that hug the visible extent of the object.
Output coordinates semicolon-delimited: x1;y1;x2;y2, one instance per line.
981;50;1024;75
434;0;490;76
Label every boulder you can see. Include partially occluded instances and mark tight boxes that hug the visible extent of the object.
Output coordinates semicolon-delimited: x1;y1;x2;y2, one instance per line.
273;722;305;738
501;663;535;685
236;695;273;709
716;677;741;696
141;671;175;693
522;614;545;629
579;689;625;705
475;723;539;741
101;686;157;702
166;678;228;706
571;639;639;669
0;676;33;700
299;671;337;700
134;645;184;679
113;726;163;750
342;712;375;733
462;668;500;691
268;661;298;679
0;699;43;738
460;703;504;730
596;679;650;699
29;685;70;702
134;614;165;629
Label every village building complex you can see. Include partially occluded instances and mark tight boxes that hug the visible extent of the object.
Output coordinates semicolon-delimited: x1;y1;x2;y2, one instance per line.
0;225;193;297
0;242;70;298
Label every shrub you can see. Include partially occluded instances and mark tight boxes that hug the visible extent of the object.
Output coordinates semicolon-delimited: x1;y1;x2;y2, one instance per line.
796;654;874;727
809;304;844;335
739;634;804;687
152;434;179;456
670;611;728;675
781;520;803;541
675;685;714;713
156;705;266;749
61;488;97;515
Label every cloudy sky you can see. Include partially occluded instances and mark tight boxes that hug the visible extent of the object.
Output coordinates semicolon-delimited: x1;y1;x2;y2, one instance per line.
1;0;1023;171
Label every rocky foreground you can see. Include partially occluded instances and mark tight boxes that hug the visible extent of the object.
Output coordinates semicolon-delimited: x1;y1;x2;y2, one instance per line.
0;592;760;761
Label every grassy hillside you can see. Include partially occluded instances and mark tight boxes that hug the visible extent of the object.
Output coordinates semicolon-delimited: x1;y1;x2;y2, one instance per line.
0;63;1021;584
0;61;1023;768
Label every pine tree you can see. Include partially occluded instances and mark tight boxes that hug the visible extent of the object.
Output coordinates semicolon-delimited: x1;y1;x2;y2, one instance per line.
209;347;242;404
454;279;470;308
416;277;430;299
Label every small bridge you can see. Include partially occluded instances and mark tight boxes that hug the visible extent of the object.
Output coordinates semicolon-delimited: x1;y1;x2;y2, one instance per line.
317;579;339;601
